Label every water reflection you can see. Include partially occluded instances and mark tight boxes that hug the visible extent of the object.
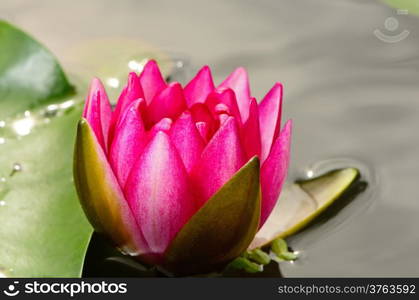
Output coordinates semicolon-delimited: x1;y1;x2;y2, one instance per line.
12;113;35;136
0;98;78;145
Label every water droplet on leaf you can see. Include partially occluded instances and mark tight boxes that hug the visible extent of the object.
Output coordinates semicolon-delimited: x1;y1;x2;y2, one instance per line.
10;163;22;176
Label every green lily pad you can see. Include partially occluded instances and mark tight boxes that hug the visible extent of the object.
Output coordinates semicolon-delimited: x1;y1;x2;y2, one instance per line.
382;0;419;16
250;168;360;249
0;20;92;277
0;20;75;119
0;105;93;277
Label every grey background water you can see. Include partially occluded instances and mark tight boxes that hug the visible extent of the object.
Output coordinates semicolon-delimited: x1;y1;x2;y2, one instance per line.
1;0;418;276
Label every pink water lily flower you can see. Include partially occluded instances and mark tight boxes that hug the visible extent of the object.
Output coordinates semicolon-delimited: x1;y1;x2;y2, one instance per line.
74;60;292;274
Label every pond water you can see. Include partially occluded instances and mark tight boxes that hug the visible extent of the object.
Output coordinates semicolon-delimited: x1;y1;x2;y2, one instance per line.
2;0;419;276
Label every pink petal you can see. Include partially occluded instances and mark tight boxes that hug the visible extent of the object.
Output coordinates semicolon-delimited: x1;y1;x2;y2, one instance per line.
218;113;230;125
206;89;242;125
109;99;147;187
258;82;283;163
219;67;251;122
184;66;215;107
82;78;112;151
170;113;205;172
190;117;247;207
146;82;187;125
242;98;261;159
139;60;166;104
110;73;143;144
195;122;209;143
260;120;292;226
149;117;173;136
124;132;195;255
190;103;218;141
213;103;229;114
111;117;172;187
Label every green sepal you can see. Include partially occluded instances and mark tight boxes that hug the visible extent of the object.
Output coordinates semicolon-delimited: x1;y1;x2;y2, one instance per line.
164;157;261;275
74;119;142;256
